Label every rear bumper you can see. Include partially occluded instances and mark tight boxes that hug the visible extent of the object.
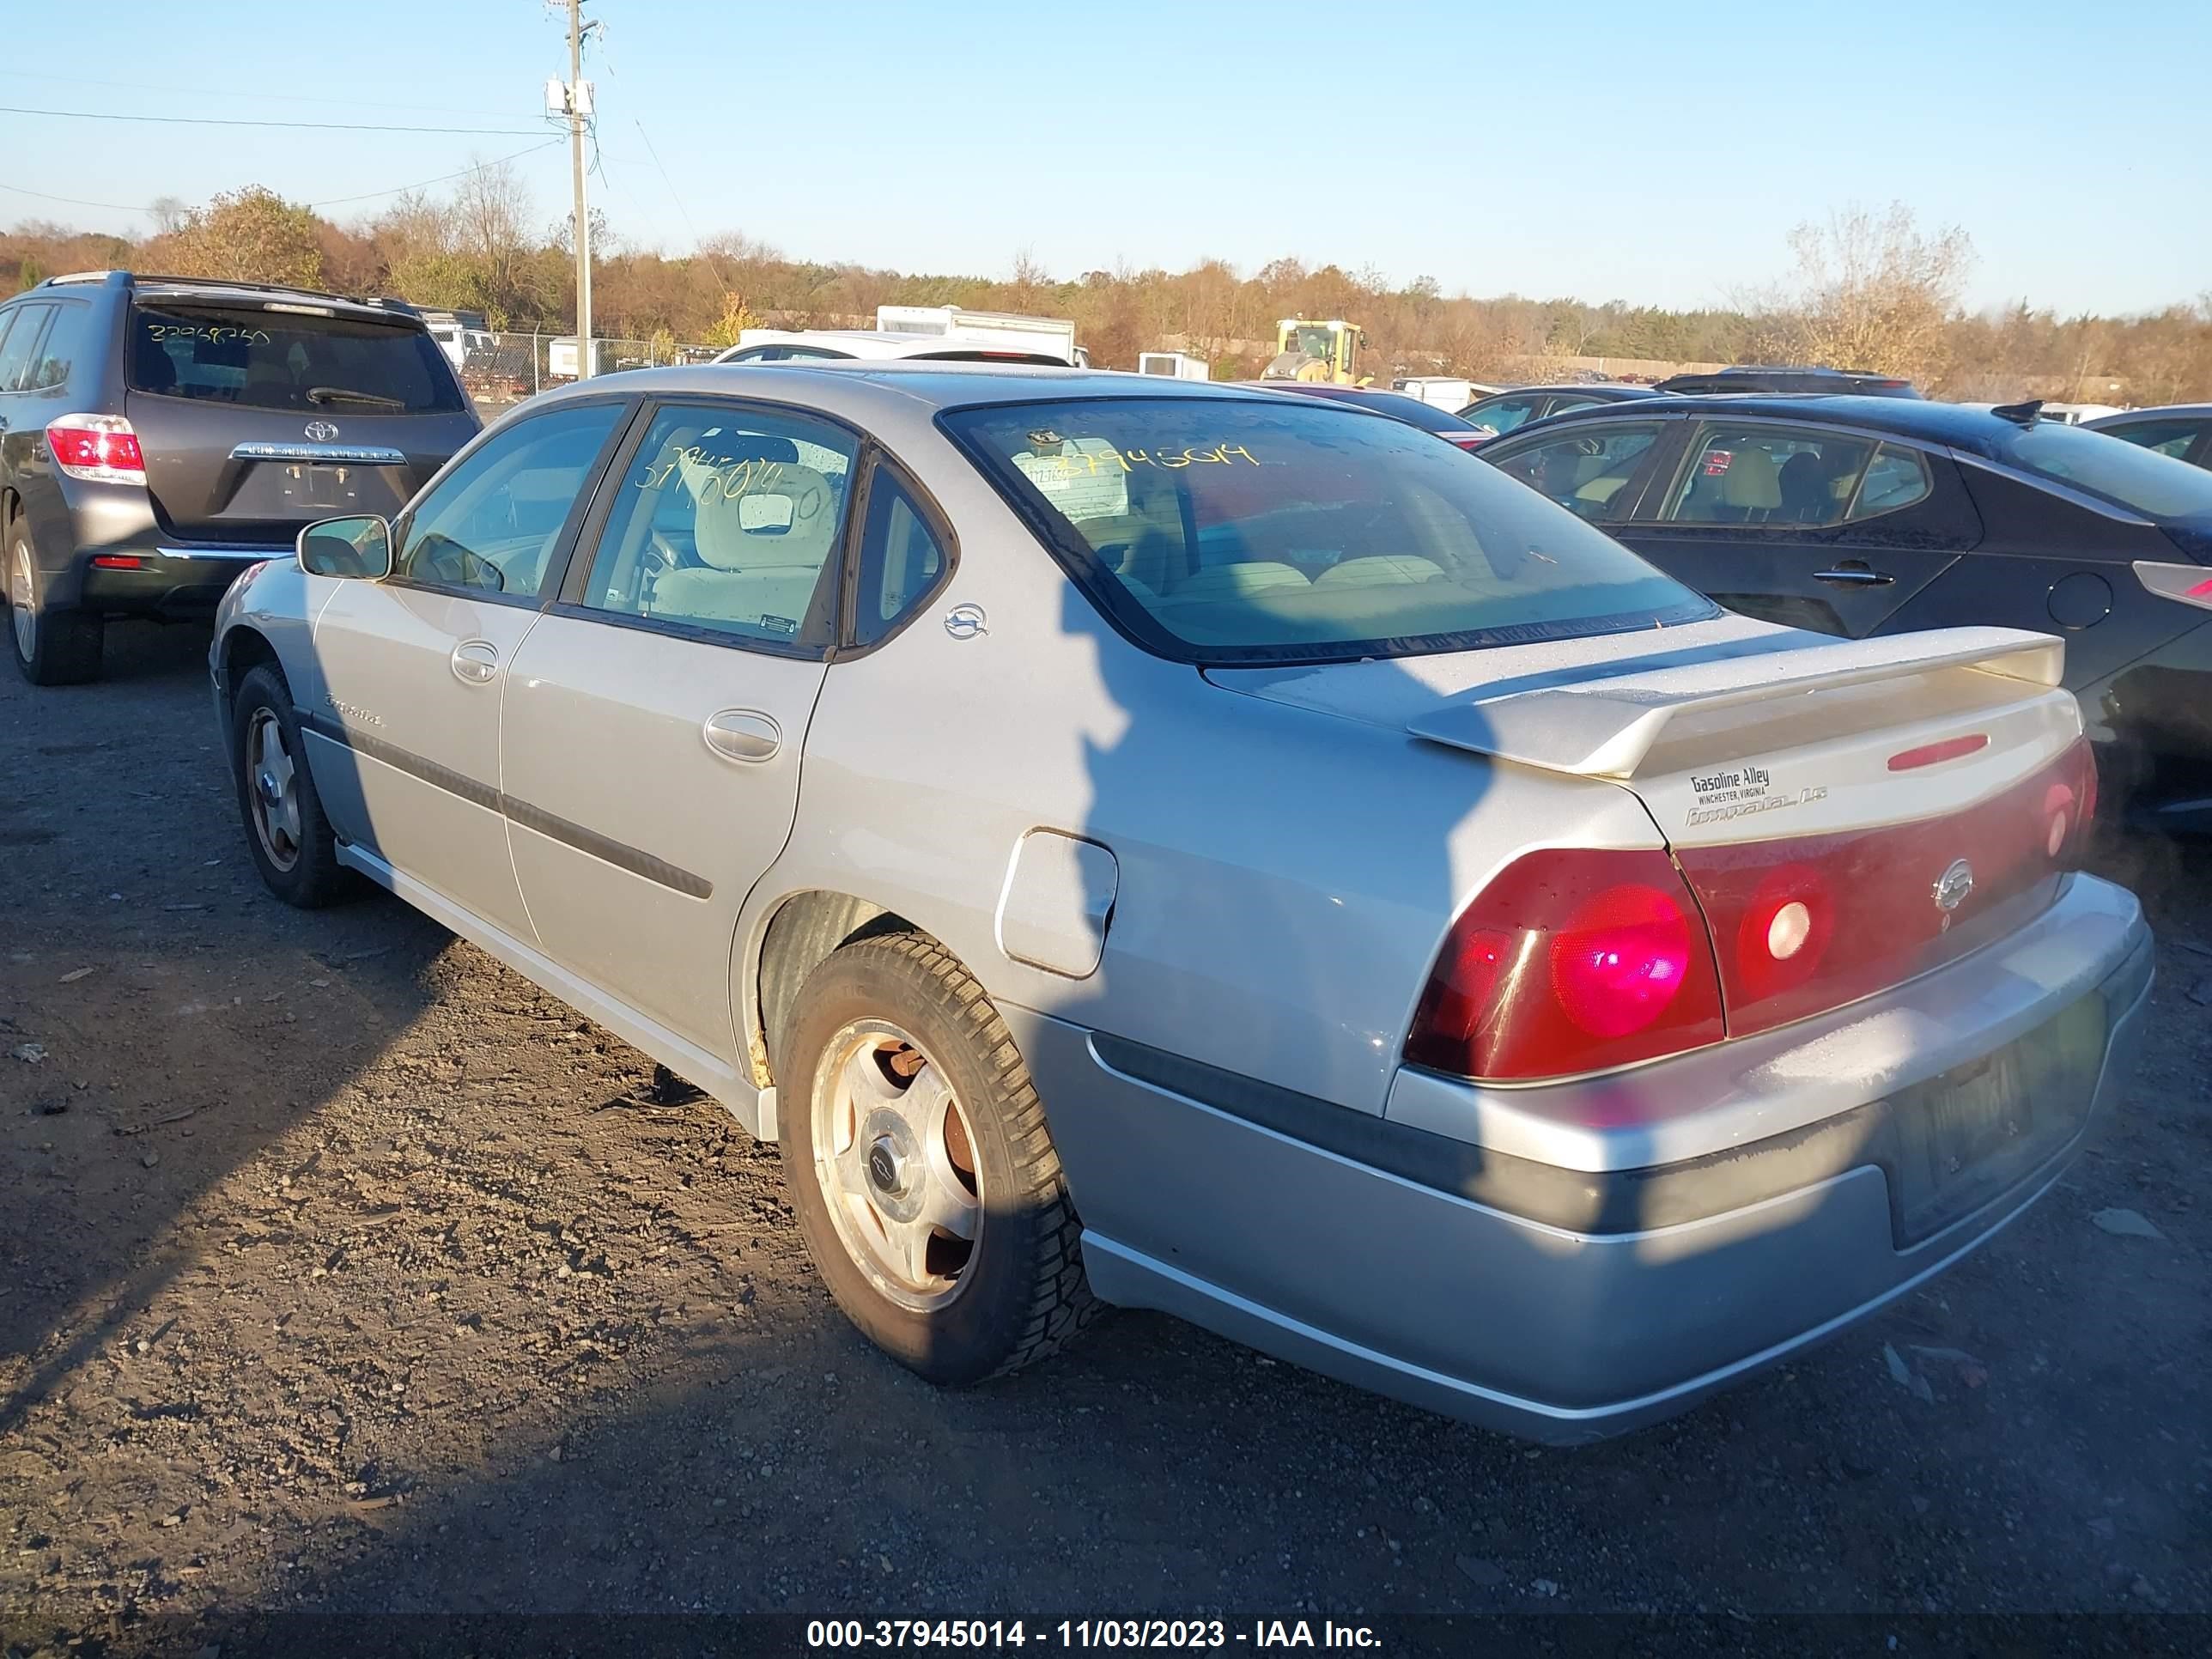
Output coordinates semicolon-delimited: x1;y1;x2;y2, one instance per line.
76;547;279;618
1012;874;2151;1443
48;483;287;617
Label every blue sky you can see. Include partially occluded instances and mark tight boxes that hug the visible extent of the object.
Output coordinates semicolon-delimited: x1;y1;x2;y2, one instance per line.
2;0;2202;316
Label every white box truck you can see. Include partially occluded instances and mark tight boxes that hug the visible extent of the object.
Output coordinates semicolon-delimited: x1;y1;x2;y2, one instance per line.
873;305;1085;366
547;337;611;379
1138;351;1210;380
1392;377;1476;410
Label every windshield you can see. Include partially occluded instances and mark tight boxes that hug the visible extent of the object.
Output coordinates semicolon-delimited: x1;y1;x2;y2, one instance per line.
129;303;466;414
1996;420;2212;520
940;395;1716;665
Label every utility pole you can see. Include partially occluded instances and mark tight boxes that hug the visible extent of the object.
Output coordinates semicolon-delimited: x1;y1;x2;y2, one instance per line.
566;0;592;378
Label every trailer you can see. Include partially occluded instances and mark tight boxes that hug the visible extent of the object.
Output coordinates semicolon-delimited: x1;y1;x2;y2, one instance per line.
1393;376;1476;410
1138;351;1210;380
873;305;1085;366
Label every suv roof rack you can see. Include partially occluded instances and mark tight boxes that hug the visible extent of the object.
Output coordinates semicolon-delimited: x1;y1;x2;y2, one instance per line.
37;270;431;325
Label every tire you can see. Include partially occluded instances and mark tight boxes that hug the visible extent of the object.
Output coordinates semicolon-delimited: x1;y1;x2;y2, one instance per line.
230;662;356;908
8;526;104;686
779;931;1099;1385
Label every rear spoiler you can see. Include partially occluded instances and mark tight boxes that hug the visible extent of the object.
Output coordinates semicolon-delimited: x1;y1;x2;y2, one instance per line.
1407;627;2065;780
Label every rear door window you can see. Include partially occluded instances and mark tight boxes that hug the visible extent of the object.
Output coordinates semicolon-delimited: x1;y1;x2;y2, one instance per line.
129;303;466;414
0;303;52;392
580;401;859;650
1653;423;1880;527
22;303;85;392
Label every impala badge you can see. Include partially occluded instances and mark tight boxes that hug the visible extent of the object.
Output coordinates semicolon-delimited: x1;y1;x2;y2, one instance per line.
1934;858;1975;915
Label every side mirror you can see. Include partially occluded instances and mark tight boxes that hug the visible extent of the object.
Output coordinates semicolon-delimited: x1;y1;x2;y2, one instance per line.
297;515;392;580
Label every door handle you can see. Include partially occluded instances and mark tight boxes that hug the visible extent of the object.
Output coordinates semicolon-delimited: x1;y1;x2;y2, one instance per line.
450;639;500;684
1814;564;1895;586
703;708;781;763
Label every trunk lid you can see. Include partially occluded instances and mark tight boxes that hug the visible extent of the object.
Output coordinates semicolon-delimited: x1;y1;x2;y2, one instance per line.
1210;619;2091;1041
123;296;477;545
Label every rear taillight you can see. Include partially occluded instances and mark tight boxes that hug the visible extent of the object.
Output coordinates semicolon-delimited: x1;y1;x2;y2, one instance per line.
46;415;145;484
1405;848;1726;1082
1679;738;2099;1038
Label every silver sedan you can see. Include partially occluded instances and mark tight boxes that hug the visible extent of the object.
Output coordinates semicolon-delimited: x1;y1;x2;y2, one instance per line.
210;365;2151;1441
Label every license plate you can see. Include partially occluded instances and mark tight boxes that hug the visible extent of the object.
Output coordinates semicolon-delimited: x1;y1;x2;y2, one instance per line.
1889;996;2107;1243
299;464;354;510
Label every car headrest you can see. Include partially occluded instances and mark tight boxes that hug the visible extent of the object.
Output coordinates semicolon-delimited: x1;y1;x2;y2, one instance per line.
695;464;842;572
1719;447;1781;509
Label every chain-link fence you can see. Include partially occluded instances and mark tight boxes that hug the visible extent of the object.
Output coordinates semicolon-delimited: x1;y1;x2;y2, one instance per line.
455;332;723;416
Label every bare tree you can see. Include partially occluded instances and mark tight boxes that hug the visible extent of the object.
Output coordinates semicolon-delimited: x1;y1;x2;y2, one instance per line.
148;196;190;237
1778;203;1973;382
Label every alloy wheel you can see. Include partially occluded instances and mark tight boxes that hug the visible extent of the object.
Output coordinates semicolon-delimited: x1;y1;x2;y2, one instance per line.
811;1018;982;1312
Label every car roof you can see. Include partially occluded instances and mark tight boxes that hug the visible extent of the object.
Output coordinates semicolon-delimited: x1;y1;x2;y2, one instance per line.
1471;383;1661;398
521;360;1291;425
1509;392;2079;449
2087;403;2212;422
38;270;422;325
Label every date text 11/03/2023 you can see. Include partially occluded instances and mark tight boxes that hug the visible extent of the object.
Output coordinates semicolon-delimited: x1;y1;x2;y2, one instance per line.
805;1619;1383;1649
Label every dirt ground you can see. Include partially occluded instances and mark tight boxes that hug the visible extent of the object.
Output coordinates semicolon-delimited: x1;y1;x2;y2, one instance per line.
3;622;2209;1656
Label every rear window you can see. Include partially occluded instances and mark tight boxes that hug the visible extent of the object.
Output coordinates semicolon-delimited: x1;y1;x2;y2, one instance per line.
940;396;1716;665
129;303;466;414
1995;421;2212;520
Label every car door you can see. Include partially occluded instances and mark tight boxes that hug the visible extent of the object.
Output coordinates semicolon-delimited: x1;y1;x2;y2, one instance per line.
1478;416;1674;525
1607;417;1976;638
0;302;54;496
496;397;880;1062
304;398;632;941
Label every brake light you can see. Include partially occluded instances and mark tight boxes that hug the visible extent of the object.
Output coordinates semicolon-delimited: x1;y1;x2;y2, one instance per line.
1405;848;1726;1082
1677;738;2099;1037
1887;732;1989;771
46;415;145;484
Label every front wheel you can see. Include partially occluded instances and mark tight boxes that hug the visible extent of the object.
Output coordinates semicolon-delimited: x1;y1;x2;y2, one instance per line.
230;662;356;908
9;531;104;686
779;932;1098;1384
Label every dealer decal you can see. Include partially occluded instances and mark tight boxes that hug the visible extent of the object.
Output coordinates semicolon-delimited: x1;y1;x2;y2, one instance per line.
1684;762;1828;827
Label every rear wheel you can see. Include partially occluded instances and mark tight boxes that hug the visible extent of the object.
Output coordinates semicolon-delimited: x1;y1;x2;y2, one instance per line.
779;932;1098;1384
9;528;104;686
230;662;355;908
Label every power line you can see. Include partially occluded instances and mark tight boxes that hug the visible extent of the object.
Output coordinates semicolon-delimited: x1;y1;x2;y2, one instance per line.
0;142;565;219
0;104;547;136
310;142;566;209
632;118;732;295
0;69;527;122
0;180;159;214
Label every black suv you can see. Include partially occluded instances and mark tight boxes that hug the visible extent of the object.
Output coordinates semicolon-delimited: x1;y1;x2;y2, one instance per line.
2;271;479;684
1653;365;1922;398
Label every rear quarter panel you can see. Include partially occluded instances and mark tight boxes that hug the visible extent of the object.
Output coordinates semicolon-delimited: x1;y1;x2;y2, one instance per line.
749;413;1662;1117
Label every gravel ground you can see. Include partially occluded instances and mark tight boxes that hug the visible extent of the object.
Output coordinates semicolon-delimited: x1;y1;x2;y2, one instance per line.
3;621;2208;1655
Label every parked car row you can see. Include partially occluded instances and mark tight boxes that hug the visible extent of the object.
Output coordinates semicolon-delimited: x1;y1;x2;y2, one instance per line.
193;360;2150;1440
1468;393;2212;829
